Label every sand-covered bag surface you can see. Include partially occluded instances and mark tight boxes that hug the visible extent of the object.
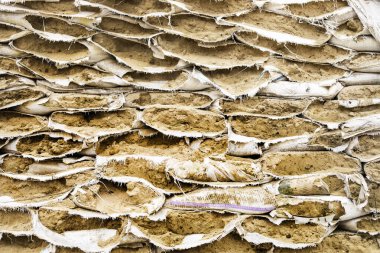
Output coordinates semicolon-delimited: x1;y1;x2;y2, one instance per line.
1;0;380;252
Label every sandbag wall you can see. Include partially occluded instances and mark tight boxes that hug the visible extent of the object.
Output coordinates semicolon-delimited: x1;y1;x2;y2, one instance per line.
0;0;380;252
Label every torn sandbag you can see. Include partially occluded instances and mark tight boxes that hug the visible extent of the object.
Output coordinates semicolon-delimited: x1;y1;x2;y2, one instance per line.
235;31;352;64
330;35;380;52
96;131;228;162
11;34;90;65
338;85;380;108
141;106;226;138
0;209;33;236
122;70;210;91
0;22;29;42
0;56;34;78
162;0;254;17
125;91;215;109
91;33;186;73
194;67;271;99
98;157;191;194
0;170;95;208
308;129;350;152
0;74;35;90
364;160;380;183
338;52;380;72
4;131;87;160
129;210;240;250
260;151;361;178
16;92;125;115
0;86;45;110
154;34;269;70
347;133;380;162
229;116;320;143
145;13;236;43
0;111;47;139
19;57;125;87
221;9;331;46
34;208;124;252
0;154;95;181
49;109;137;140
165;186;276;214
0;234;51;252
237;216;335;249
165;156;272;187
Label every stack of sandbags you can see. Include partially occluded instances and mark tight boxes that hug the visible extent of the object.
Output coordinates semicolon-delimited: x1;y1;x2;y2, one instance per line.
0;0;379;252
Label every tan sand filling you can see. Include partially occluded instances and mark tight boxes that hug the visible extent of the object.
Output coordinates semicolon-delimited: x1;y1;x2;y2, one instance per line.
287;0;348;18
242;217;327;243
0;235;49;253
0;111;46;137
143;107;225;135
261;151;360;176
231;116;318;140
351;135;380;161
0;23;23;41
276;200;345;219
99;17;158;37
0;209;32;232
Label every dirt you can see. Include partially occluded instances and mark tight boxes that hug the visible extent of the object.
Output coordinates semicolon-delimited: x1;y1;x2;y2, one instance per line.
146;14;236;42
142;107;226;135
87;0;172;16
157;34;269;68
308;129;346;149
336;18;364;37
55;247;85;253
242;217;327;243
0;23;22;41
111;247;151;253
132;210;235;247
0;235;49;253
236;31;350;64
203;66;270;97
266;58;346;82
261;151;360;176
273;233;380;253
25;15;94;38
365;161;380;183
0;88;44;109
220;97;310;117
304;100;380;123
0;57;34;77
167;0;254;17
276;200;345;219
356;217;380;232
102;158;183;192
24;0;99;15
351;135;380;161
92;33;179;71
226;9;330;44
279;175;347;197
0;209;32;232
16;134;83;157
20;57;111;84
74;180;161;215
0;111;46;138
96;132;227;161
342;53;380;70
338;85;380;100
38;209;122;233
178;233;261;253
168;156;264;182
287;0;348;18
125;92;212;108
0;172;93;203
123;71;190;90
13;34;89;62
51;109;136;131
231;116;318;140
99;16;158;38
